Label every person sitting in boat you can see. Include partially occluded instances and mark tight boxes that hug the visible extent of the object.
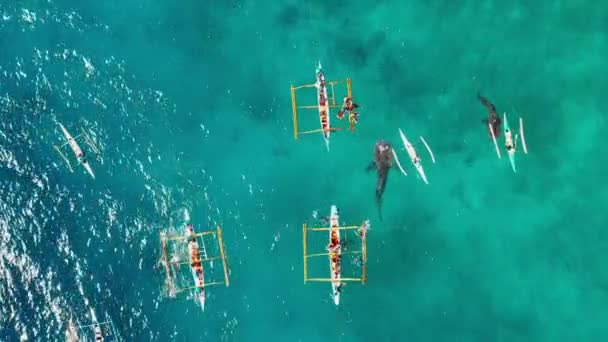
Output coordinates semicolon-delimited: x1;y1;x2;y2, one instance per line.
76;151;87;164
94;325;104;342
505;129;515;152
327;242;340;253
319;93;327;106
333;260;341;278
186;224;196;241
337;96;359;120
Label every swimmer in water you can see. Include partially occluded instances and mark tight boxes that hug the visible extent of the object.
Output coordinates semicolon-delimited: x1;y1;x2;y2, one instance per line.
337;96;359;120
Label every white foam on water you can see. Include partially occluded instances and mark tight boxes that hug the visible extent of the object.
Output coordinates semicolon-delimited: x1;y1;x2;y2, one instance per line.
0;2;248;339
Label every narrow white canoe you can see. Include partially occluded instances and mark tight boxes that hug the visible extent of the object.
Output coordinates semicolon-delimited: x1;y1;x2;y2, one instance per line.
502;113;517;173
398;128;428;184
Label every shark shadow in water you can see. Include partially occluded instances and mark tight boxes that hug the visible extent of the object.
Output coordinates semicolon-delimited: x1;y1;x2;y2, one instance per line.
366;140;407;221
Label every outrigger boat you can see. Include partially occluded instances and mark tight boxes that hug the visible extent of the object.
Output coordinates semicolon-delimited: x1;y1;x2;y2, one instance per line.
160;219;230;312
303;205;369;306
54;122;100;179
290;62;354;151
502;113;528;173
76;311;121;342
397;128;435;185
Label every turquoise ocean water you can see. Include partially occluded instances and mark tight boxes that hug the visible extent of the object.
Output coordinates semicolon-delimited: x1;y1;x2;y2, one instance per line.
1;0;607;341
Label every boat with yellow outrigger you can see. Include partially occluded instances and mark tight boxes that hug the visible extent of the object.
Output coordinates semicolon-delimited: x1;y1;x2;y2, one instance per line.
303;205;369;305
159;215;230;312
290;62;358;151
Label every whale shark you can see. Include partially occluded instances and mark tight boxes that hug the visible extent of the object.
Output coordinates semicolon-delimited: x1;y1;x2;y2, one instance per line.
367;140;406;221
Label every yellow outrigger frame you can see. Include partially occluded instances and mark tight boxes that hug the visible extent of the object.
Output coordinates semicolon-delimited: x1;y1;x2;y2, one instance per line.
160;225;230;298
290;77;353;140
302;222;367;284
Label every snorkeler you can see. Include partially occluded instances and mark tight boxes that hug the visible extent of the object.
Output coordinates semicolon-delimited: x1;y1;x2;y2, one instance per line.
357;220;370;239
337;96;359;120
504;126;516;153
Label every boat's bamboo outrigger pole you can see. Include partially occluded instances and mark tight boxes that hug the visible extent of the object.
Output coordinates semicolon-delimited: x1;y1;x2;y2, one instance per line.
305;251;363;258
81;128;100;154
307;278;363;282
303;223;308;283
291;85;299;140
172;256;222;266
299;127;342;135
346;78;352;98
216;226;230;287
165;231;215;241
293;83;316;90
519;117;528;154
54;145;74;172
361;232;367;284
298;105;341;109
489;123;501;158
309;225;360;231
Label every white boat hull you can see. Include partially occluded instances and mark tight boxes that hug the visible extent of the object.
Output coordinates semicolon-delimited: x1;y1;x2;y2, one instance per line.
316;62;331;151
82;161;95;179
503;113;517;173
191;267;206;311
398;128;428;184
329;205;341;305
186;225;206;311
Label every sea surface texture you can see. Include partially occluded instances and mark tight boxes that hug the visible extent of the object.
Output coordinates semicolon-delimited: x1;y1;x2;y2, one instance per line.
1;1;607;341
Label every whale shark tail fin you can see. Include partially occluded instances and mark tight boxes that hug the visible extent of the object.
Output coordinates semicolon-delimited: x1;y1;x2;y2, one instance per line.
376;198;383;222
375;190;384;222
